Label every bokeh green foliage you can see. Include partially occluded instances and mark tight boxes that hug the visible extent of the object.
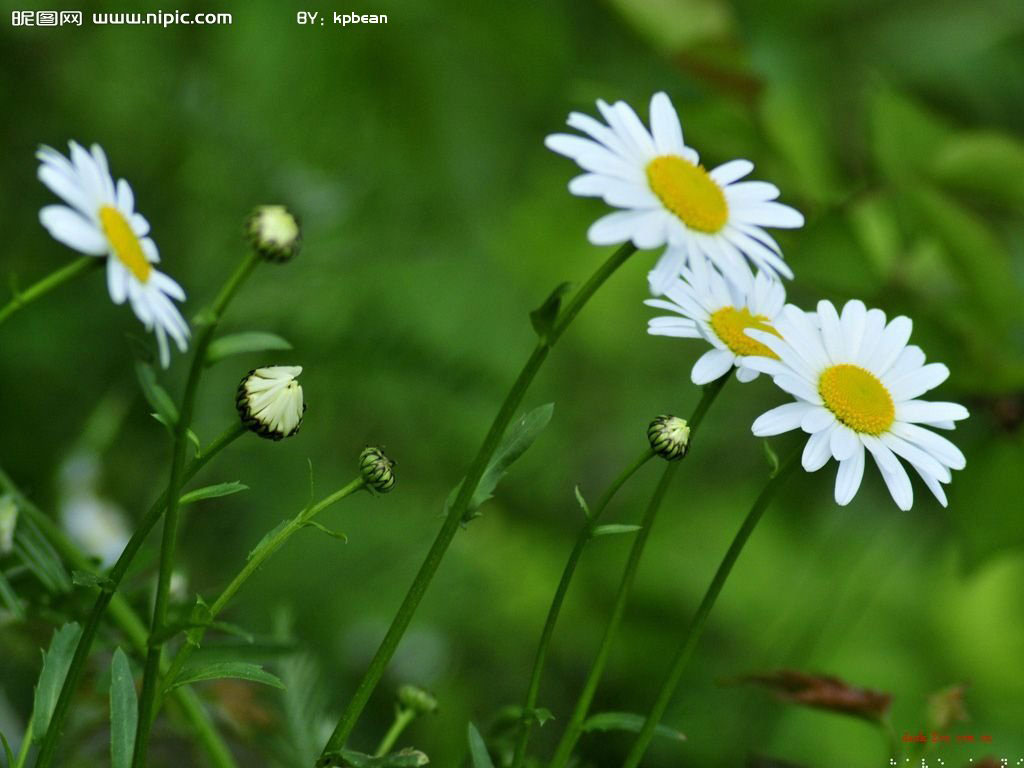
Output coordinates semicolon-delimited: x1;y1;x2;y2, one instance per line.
0;0;1022;765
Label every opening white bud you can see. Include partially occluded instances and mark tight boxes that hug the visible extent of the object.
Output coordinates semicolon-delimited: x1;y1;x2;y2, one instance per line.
237;366;306;440
246;205;301;263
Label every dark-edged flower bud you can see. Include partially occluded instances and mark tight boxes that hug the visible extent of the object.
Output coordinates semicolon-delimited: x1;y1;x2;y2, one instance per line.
360;446;396;493
236;366;305;440
398;684;438;715
647;415;690;461
246;205;301;263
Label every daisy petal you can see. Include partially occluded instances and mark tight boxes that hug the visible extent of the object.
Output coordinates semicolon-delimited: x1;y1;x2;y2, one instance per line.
834;442;866;505
751;402;814;436
691;348;734;385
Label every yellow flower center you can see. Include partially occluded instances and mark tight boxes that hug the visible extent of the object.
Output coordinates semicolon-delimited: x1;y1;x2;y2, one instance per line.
709;306;779;358
818;364;895;436
99;205;150;282
646;155;728;233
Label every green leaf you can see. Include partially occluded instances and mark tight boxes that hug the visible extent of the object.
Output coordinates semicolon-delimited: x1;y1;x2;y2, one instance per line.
449;404;555;522
0;569;25;620
582;711;685;742
931;131;1024;210
762;441;780;478
527;707;554;726
13;515;70;593
574;485;591;520
164;662;284;694
71;570;115;592
179;482;249;506
134;361;178;427
466;723;495;768
529;282;572;342
32;623;82;740
590;524;642;538
1;729;14;768
300;520;348;543
150;414;201;456
206;332;293;366
247;520;290;562
109;648;137;768
320;749;429;767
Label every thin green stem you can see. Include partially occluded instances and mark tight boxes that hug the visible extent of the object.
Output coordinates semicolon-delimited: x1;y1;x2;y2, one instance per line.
13;717;34;768
133;251;260;768
373;708;416;757
25;423;245;768
510;448;654;768
159;478;365;698
620;448;799;768
547;375;728;768
318;243;636;763
0;257;102;328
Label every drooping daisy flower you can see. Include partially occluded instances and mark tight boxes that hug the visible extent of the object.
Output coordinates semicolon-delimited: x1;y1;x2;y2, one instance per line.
37;141;189;367
645;257;786;385
746;300;969;510
545;92;804;292
236;366;306;440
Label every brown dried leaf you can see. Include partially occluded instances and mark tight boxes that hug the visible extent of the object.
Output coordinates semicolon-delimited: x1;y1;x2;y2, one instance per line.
740;669;892;723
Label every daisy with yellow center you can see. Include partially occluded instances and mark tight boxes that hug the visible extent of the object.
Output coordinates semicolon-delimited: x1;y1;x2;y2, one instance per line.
37;141;189;367
545;92;804;294
745;300;969;510
645;256;785;385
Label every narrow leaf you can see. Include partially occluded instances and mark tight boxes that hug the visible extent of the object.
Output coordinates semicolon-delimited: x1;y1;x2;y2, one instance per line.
762;441;780;478
582;711;685;742
574;485;591;520
32;623;83;740
150;414;201;456
321;749;429;768
164;661;284;693
134;361;178;426
72;570;115;591
206;332;293;366
529;282;573;341
1;729;14;768
109;648;137;768
0;569;25;620
179;482;249;506
590;524;642;538
247;520;290;562
466;723;495;768
300;520;348;543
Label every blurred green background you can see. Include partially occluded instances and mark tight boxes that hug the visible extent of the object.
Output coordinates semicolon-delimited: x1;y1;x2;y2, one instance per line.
1;0;1023;765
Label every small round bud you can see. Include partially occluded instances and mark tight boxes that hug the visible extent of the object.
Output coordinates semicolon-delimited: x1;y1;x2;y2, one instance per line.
360;446;396;493
647;415;690;461
397;684;438;715
236;366;306;441
246;205;301;263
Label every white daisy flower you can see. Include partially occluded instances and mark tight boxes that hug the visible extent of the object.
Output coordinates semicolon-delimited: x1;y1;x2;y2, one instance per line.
236;366;306;440
645;257;786;385
545;92;804;293
746;300;969;510
37;141;189;368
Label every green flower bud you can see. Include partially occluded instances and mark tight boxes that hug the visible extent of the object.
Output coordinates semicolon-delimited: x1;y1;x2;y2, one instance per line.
236;366;306;440
398;684;438;715
246;205;301;263
360;446;396;493
647;415;690;461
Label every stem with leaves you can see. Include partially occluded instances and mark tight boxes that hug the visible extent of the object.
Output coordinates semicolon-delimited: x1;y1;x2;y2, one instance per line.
620;448;799;768
318;243;636;763
132;251;261;768
25;424;246;768
0;257;103;328
547;375;728;768
157;477;366;707
510;448;654;767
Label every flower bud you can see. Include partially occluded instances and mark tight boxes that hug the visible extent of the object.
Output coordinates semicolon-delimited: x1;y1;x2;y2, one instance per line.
647;415;690;461
236;366;305;440
0;495;17;556
246;205;301;263
360;446;396;493
398;684;438;715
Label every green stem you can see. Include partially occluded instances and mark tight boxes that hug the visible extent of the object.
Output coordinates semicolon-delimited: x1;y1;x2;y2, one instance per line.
0;257;102;328
547;376;727;768
510;448;654;768
133;251;260;768
373;708;416;757
318;243;636;762
159;478;365;698
24;424;245;768
620;448;799;768
13;716;34;768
